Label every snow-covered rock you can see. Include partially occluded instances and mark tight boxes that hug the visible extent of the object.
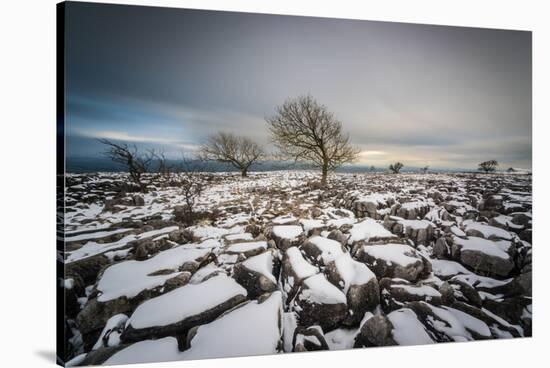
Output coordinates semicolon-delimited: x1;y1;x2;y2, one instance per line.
122;274;247;342
355;243;430;282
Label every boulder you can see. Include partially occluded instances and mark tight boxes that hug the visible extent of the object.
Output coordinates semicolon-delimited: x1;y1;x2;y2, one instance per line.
292;274;348;331
379;278;442;312
293;326;329;351
354;243;428;282
450;236;515;277
233;251;278;298
355;314;396;347
121;274;247;343
281;247;319;302
300;236;346;267
325;253;379;326
269;225;306;251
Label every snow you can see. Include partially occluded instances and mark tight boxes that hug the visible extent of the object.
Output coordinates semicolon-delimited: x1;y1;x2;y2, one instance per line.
355;192;394;206
463;220;513;240
451;273;513;289
63;278;74;290
307;236;345;264
181;292;283;360
273;225;303;239
225;233;253;241
187;225;241;240
333;253;376;293
348;218;394;243
241;252;276;283
391;217;432;230
273;214;298;224
127;274;247;329
189;263;223;284
360;243;419;267
282;312;298;352
325;328;359;350
226;241;268;253
96;246;210;302
300;219;325;232
450;226;466;237
65;228;132;242
391;284;441;298
388;308;434;345
104;337;183;365
326;217;356;228
453;236;511;259
424;303;491;340
286;247;318;279
431;259;471;278
92;313;128;350
66;225;180;263
299;274;347;305
401;201;429;210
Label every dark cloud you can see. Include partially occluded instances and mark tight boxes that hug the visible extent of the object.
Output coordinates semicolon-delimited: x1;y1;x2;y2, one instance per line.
64;2;532;169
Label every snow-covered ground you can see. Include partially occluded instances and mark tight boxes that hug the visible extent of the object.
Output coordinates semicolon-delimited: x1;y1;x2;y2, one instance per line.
62;171;532;366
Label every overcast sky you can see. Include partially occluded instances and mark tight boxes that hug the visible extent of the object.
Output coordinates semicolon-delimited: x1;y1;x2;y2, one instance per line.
65;2;532;170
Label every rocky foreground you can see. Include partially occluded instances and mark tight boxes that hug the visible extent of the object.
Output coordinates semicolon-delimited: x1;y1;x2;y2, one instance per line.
62;171;532;366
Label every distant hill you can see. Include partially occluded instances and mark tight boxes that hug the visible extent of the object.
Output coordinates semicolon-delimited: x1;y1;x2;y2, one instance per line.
64;156;484;174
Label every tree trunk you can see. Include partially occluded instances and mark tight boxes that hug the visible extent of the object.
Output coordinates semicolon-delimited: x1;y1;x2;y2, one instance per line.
321;162;328;185
241;167;248;177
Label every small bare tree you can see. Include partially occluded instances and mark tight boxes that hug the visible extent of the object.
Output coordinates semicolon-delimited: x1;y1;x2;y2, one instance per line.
199;132;264;177
389;162;404;174
266;95;359;185
98;139;153;192
478;160;498;173
420;166;429;174
150;150;172;177
173;157;204;226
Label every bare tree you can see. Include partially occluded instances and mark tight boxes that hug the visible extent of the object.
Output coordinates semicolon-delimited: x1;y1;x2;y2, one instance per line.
173;157;204;226
369;165;377;172
389;162;404;174
420;166;429;174
150;150;172;177
98;139;153;192
199;132;264;177
478;160;498;173
266;95;359;185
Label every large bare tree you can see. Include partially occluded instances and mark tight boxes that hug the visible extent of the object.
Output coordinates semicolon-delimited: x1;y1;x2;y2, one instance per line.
198;132;264;177
98;139;153;192
266;95;359;185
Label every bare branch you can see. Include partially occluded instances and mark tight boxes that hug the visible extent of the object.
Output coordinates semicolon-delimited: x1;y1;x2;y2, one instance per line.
266;95;359;184
198;132;264;177
98;139;152;192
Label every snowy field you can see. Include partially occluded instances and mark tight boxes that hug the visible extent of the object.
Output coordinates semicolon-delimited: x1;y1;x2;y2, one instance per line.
61;171;532;366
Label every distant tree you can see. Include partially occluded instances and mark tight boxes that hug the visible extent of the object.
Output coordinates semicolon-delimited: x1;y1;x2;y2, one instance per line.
507;167;516;173
266;95;359;185
199;132;264;177
98;139;153;192
478;160;498;173
420;166;429;174
389;162;404;174
369;165;376;172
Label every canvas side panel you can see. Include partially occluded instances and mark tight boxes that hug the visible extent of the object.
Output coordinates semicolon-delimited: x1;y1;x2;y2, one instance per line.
56;2;67;366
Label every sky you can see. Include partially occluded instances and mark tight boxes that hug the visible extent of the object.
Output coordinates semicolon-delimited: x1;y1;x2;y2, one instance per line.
64;2;532;170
